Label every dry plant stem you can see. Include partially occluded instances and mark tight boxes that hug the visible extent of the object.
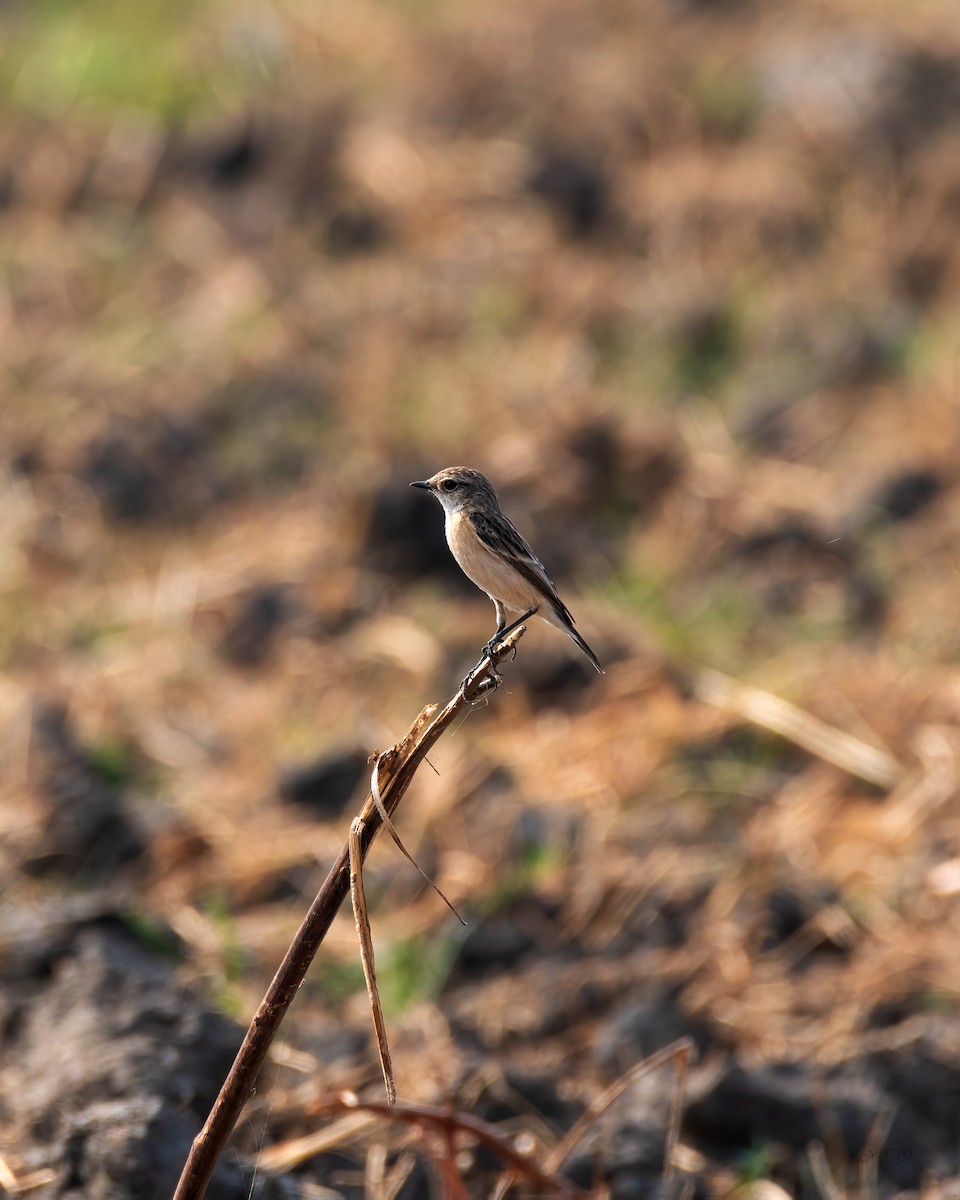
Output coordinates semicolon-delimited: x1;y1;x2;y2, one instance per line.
369;753;464;921
663;1037;692;1184
542;1038;695;1177
432;1131;472;1200
349;817;397;1104
354;756;465;1104
383;1150;418;1200
173;628;526;1200
856;1101;896;1200
488;1040;694;1200
320;1096;589;1198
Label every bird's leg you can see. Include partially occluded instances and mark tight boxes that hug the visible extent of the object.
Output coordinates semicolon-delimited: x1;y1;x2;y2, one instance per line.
480;600;507;660
481;628;506;660
482;607;537;659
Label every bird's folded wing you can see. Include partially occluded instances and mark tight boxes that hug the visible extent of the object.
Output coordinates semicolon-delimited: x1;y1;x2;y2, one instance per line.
469;509;573;622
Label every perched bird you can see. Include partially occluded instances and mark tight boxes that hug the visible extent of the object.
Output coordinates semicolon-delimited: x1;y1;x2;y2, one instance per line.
410;466;604;673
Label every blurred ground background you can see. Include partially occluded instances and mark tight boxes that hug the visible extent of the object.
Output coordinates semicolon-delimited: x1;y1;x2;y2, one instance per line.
2;0;960;1196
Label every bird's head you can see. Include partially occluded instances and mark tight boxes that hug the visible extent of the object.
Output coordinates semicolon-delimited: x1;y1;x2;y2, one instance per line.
410;466;499;513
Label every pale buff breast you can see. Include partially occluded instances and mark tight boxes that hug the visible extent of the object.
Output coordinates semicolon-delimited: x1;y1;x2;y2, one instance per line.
445;509;542;614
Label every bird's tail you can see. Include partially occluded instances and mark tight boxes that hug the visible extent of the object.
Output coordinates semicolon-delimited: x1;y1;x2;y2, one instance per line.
568;625;605;674
542;604;605;673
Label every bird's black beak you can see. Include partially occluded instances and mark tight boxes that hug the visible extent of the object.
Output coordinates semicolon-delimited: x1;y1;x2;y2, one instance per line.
410;480;433;491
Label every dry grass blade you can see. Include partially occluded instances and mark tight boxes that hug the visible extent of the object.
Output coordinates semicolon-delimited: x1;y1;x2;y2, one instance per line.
0;1154;58;1195
349;816;397;1105
255;1113;379;1172
488;1040;694;1198
856;1101;897;1200
488;1171;513;1200
428;1133;473;1200
542;1038;695;1177
370;754;465;924
695;669;904;791
365;1141;388;1199
173;627;525;1200
383;1149;418;1200
321;1093;590;1198
364;1143;420;1200
807;1141;844;1200
663;1037;692;1185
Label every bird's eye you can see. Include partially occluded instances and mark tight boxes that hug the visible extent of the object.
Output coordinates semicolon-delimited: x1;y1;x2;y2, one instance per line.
440;479;459;492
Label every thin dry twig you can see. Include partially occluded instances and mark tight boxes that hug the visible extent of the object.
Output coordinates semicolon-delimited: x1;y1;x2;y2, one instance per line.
383;1149;418;1200
318;1093;590;1198
369;753;465;923
694;669;904;791
488;1039;695;1200
173;629;526;1200
543;1038;695;1176
352;754;466;1106
430;1129;473;1200
663;1038;692;1185
856;1101;897;1200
